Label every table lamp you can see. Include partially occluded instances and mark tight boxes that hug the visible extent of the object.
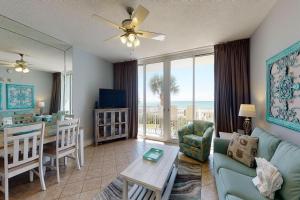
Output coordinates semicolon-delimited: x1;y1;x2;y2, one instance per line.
38;101;45;115
239;104;256;135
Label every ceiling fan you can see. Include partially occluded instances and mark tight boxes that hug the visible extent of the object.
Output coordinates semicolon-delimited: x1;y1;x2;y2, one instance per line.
92;5;166;48
0;53;30;73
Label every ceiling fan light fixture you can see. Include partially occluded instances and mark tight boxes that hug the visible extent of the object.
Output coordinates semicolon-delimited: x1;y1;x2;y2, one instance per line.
15;66;23;72
126;41;133;48
128;33;136;42
22;68;30;73
133;38;140;47
120;35;127;44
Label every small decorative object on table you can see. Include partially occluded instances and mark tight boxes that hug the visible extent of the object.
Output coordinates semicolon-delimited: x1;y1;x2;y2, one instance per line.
143;148;164;162
239;104;256;135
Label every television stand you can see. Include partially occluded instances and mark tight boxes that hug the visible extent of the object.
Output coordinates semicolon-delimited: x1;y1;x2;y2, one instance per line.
94;108;128;145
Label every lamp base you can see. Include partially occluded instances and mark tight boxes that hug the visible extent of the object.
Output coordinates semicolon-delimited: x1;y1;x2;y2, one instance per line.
243;118;252;135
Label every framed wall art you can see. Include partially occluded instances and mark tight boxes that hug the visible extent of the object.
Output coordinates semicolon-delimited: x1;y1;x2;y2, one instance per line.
266;41;300;131
6;84;35;109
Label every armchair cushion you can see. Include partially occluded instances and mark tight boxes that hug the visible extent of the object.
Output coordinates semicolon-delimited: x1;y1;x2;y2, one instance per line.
183;134;203;148
193;120;214;136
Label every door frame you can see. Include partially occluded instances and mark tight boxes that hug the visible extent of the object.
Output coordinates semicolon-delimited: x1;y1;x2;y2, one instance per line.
138;46;214;142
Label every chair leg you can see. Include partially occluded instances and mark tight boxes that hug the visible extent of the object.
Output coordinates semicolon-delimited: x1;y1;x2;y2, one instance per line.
39;160;46;191
64;156;68;166
56;158;60;183
29;170;34;182
51;157;54;167
76;149;81;170
4;177;8;200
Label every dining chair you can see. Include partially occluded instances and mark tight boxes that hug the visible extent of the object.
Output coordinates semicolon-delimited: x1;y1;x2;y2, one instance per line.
1;123;46;200
44;119;81;183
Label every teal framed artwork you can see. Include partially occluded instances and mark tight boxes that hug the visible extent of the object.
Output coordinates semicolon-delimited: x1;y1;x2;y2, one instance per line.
266;41;300;132
6;84;35;109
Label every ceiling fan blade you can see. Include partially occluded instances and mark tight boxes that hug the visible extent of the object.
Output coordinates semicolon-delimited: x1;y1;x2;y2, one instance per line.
0;60;13;65
104;34;122;42
131;5;149;28
92;14;124;30
137;30;166;41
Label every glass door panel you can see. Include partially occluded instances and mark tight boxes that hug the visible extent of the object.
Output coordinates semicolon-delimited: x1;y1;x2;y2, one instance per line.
195;55;214;122
170;58;193;139
138;65;144;136
145;62;164;138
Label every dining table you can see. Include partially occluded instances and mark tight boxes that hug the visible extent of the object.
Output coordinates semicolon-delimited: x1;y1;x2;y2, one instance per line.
0;123;85;166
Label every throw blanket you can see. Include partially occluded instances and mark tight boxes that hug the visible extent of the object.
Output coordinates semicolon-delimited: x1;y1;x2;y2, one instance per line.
252;157;283;199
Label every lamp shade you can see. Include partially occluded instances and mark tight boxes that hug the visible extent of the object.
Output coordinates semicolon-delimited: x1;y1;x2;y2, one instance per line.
239;104;256;118
38;101;45;108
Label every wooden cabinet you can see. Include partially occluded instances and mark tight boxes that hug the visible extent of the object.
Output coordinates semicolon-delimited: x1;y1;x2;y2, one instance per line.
94;108;128;144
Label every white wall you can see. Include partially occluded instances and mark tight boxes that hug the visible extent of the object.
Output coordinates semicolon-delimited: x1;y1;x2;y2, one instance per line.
0;67;52;113
250;0;300;145
72;47;113;146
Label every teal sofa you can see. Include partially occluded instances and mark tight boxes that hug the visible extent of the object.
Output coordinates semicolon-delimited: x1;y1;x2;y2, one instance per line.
178;120;214;162
213;128;300;200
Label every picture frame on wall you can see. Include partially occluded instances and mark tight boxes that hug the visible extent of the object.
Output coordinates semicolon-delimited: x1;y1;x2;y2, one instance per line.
6;84;35;109
266;41;300;132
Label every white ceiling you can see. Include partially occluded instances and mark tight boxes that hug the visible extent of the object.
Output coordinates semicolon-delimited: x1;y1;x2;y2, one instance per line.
0;0;277;63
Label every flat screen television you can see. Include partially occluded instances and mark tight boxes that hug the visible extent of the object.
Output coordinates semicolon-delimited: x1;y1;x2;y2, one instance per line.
98;89;126;108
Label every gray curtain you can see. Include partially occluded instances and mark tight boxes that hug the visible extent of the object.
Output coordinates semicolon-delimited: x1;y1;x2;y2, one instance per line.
113;60;138;139
50;72;61;114
214;39;250;137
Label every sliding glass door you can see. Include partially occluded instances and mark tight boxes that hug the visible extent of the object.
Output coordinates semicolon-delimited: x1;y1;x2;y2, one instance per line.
138;54;214;141
170;58;193;139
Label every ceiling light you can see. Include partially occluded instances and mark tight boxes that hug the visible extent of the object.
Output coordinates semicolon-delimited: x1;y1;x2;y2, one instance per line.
133;38;140;47
128;34;135;42
15;66;23;72
22;68;30;73
120;36;127;44
126;42;133;48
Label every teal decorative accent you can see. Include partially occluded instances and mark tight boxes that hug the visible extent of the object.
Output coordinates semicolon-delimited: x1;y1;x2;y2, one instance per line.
6;84;35;109
266;41;300;132
143;148;163;162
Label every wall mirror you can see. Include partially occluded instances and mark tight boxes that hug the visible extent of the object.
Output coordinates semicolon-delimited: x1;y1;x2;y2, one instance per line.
0;15;72;116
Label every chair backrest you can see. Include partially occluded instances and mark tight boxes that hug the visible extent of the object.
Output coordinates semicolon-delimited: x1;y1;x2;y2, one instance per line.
56;118;80;152
3;123;45;170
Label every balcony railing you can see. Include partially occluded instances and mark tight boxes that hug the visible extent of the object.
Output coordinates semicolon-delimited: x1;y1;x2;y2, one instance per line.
138;105;214;138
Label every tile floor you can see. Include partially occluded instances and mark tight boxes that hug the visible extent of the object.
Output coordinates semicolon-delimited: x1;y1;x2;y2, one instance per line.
3;139;218;200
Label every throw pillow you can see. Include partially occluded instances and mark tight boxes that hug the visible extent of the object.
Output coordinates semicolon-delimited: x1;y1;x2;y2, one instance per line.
252;157;283;199
227;133;258;167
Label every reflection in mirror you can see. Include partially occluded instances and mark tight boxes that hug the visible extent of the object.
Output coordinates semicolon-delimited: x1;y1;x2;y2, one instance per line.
0;15;72;120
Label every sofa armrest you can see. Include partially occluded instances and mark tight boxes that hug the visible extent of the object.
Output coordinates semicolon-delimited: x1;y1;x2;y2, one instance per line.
214;138;230;155
178;125;193;143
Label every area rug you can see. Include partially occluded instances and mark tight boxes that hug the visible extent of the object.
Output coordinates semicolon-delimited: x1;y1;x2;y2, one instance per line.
93;160;202;200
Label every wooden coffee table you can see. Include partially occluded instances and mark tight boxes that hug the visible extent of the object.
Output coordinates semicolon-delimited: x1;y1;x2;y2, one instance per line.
121;145;179;200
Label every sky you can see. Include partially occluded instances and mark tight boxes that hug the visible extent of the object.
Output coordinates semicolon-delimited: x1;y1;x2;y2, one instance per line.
138;55;214;103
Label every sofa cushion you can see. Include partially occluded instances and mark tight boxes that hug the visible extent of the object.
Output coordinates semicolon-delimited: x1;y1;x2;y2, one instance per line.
214;153;256;177
227;133;258;167
251;128;281;161
183;134;202;148
218;168;268;200
270;141;300;200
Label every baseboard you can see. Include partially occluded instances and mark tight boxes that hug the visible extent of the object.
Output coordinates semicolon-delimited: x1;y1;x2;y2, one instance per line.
84;138;94;147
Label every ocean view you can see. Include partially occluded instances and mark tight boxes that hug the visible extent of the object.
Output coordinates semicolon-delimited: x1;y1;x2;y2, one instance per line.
140;101;214;110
